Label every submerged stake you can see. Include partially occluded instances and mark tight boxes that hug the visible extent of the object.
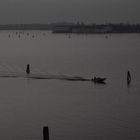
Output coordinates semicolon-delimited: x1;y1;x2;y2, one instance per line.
43;126;49;140
127;71;131;85
26;64;30;74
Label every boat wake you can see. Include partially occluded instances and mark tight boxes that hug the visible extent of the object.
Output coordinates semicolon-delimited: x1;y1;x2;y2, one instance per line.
0;64;106;84
0;73;90;82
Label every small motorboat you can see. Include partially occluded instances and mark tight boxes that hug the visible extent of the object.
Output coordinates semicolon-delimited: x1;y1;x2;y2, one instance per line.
91;77;106;84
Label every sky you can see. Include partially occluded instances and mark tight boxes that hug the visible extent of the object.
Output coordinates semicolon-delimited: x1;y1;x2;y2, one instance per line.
0;0;139;24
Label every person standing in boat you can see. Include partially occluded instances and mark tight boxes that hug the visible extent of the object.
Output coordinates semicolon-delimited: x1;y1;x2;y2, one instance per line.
26;64;30;74
127;71;131;85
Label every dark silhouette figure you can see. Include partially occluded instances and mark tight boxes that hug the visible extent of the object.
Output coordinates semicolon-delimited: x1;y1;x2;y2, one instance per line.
127;71;131;86
26;64;30;74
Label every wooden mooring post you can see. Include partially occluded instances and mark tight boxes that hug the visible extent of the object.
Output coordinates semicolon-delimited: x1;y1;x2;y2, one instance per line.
127;71;131;86
43;126;49;140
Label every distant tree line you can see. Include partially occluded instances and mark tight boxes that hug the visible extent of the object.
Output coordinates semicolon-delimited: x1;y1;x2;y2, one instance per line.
52;23;140;33
0;23;140;33
0;24;51;30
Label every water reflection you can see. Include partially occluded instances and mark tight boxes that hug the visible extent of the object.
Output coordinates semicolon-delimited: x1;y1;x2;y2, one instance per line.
0;32;140;140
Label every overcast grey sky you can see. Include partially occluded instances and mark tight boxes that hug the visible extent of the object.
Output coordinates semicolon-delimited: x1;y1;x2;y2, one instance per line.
0;0;139;24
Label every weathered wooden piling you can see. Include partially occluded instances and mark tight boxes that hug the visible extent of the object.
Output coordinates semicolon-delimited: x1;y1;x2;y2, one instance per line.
127;71;131;86
43;126;49;140
26;64;30;74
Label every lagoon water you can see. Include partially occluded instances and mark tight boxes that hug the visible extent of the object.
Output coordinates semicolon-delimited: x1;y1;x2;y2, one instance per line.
0;31;140;140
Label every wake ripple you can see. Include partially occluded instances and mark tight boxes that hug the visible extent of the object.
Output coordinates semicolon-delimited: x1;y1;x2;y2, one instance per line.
0;73;90;82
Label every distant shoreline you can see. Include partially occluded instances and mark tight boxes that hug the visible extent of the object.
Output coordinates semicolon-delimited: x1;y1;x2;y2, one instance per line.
0;24;51;30
0;23;140;34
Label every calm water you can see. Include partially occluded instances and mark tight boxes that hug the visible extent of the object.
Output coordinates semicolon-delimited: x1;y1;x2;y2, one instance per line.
0;31;140;140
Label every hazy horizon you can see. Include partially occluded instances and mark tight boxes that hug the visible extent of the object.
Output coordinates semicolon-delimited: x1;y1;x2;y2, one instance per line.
0;0;139;24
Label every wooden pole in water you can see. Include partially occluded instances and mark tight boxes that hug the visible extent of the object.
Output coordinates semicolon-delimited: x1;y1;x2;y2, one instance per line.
127;71;131;86
26;64;30;74
43;126;49;140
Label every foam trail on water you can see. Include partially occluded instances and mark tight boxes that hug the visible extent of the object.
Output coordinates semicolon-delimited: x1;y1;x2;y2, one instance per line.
0;63;90;82
0;72;90;82
31;68;47;75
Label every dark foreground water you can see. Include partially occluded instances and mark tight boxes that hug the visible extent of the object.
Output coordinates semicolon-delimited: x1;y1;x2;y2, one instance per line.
0;31;140;140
